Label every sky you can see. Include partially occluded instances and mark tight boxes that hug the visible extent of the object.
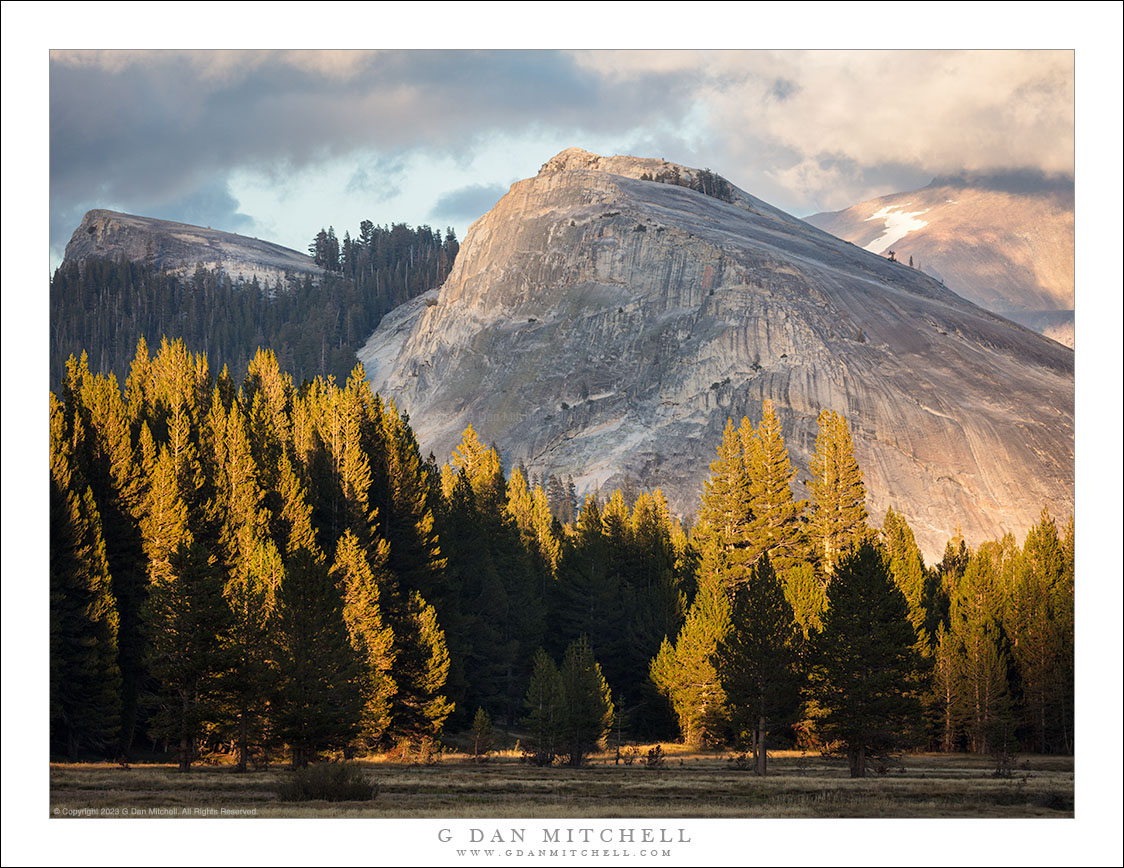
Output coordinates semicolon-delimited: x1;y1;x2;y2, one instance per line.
5;4;1124;867
45;46;1078;270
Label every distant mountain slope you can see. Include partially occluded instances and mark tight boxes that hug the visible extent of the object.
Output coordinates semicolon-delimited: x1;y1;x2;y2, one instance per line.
51;212;458;387
63;209;324;285
804;177;1074;347
360;148;1073;562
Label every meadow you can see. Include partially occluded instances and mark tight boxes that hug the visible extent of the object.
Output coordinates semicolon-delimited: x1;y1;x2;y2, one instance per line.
49;745;1073;819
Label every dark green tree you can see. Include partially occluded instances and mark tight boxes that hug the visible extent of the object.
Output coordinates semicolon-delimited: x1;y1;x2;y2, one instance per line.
141;540;231;771
391;590;454;743
558;637;614;767
715;554;803;775
273;549;362;767
221;536;283;771
522;648;565;766
807;542;925;777
553;496;620;662
50;396;123;759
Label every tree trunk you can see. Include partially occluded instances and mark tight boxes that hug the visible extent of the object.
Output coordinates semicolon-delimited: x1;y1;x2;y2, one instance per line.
179;693;191;772
67;731;80;764
848;745;865;778
236;699;248;773
755;716;767;776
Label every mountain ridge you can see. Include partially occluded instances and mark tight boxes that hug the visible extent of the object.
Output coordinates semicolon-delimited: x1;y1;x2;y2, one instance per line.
62;208;324;285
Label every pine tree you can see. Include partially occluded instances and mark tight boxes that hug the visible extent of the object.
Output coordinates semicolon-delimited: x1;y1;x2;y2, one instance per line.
433;467;501;719
715;554;803;775
807;410;869;577
221;536;283;771
621;490;688;738
744;400;806;572
882;507;937;654
438;428;542;727
650;585;731;746
331;530;397;747
694;419;754;579
1007;508;1072;753
947;546;1014;754
49;413;123;759
807;542;925;777
273;549;362;767
650;419;753;745
558;637;614;767
522;648;565;766
932;623;958;752
553;496;619;661
142;540;232;771
506;467;561;593
392;590;454;743
66;362;148;752
373;398;447;607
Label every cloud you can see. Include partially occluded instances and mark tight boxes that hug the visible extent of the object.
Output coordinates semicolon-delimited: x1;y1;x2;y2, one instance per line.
429;183;508;222
155;178;255;232
345;153;410;200
48;49;704;252
570;49;1074;213
49;49;696;199
49;49;1074;253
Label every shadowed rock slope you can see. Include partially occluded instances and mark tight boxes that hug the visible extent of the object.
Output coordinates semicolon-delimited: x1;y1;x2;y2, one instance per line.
63;209;324;285
360;148;1073;562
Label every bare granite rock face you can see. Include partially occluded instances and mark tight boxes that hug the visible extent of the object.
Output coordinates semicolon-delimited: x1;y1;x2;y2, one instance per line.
360;148;1074;563
805;178;1074;347
63;209;324;285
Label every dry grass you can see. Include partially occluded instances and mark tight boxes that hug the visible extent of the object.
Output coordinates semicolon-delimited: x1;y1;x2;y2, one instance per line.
49;747;1073;819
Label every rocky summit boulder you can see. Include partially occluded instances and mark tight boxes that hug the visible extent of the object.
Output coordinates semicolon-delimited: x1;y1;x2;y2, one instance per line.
360;148;1073;562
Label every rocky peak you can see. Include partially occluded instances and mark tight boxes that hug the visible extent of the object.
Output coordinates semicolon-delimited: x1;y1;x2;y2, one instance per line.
360;149;1073;562
540;147;683;180
62;209;324;285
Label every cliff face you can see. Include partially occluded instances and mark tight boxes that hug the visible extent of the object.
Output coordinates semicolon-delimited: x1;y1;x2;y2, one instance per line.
805;179;1074;347
62;209;323;285
360;148;1074;562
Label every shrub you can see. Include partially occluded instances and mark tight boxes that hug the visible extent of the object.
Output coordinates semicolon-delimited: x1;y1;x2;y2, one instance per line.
645;745;666;769
277;762;378;802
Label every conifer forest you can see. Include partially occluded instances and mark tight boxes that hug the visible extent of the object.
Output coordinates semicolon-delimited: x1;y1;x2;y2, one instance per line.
50;336;1074;777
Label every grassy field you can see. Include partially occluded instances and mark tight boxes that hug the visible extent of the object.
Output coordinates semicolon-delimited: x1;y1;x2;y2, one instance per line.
49;745;1074;819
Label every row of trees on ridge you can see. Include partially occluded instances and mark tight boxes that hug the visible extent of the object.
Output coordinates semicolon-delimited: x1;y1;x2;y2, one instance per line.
50;222;459;387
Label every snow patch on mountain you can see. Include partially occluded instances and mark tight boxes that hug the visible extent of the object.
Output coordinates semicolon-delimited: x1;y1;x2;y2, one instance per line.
862;204;930;254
